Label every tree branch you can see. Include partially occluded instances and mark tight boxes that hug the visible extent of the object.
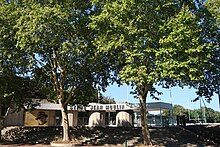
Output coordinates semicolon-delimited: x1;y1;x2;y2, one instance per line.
53;50;67;105
48;53;60;98
64;86;75;106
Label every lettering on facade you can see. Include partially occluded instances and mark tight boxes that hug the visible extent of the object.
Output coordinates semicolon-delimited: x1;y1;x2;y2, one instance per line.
36;111;48;125
90;104;126;111
69;105;86;111
69;105;78;110
90;105;104;110
69;104;128;111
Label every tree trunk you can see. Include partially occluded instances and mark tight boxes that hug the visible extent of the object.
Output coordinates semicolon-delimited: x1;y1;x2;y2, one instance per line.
59;100;70;142
139;95;152;145
50;50;70;142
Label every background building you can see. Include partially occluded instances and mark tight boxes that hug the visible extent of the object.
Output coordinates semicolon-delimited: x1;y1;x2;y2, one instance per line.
3;100;173;127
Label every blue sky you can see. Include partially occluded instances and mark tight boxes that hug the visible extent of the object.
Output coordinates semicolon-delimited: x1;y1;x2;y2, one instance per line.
102;83;220;111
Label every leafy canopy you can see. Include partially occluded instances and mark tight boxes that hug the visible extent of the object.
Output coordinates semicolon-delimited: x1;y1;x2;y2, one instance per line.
4;0;111;105
90;0;216;98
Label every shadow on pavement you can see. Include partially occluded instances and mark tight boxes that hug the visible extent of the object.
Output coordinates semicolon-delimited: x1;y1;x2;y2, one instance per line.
1;126;220;146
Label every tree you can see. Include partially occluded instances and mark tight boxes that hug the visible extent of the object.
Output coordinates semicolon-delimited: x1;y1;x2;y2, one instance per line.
3;0;110;142
163;105;220;123
163;105;188;123
90;0;216;145
0;1;45;140
99;95;116;104
0;56;46;140
173;105;187;116
191;0;220;103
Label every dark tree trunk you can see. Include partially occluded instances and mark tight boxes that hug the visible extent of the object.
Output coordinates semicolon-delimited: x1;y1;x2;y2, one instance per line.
59;99;70;142
138;84;152;145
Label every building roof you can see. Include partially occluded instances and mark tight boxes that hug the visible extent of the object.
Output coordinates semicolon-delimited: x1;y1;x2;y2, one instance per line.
33;101;172;111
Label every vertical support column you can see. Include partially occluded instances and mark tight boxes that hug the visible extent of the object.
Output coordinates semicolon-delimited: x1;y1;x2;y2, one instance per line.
68;111;78;127
171;105;174;126
101;111;106;126
107;111;110;125
73;111;78;127
68;112;73;127
48;110;56;126
160;108;162;126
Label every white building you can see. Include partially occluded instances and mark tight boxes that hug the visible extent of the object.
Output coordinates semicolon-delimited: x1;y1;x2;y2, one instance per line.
3;101;173;127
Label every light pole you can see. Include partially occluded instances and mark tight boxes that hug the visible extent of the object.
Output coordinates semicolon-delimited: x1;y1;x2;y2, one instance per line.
218;79;220;109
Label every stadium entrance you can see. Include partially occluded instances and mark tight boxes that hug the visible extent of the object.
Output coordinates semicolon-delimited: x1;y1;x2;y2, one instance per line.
4;101;173;127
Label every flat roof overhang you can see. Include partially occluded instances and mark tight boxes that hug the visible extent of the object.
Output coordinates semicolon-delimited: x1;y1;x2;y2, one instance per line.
30;102;172;111
146;102;172;111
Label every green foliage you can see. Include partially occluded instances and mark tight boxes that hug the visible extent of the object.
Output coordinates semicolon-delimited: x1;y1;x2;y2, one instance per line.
0;2;30;74
90;0;220;117
193;0;220;100
159;5;212;81
173;105;188;116
0;1;112;141
0;72;46;114
163;104;220;123
205;0;220;28
0;0;111;108
90;1;218;144
100;96;116;104
90;0;160;86
0;1;47;113
90;0;217;98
